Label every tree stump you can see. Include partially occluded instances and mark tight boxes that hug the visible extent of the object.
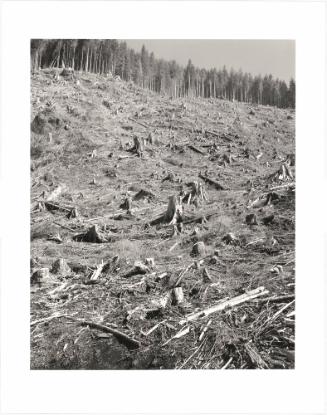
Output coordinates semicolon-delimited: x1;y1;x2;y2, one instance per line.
51;258;71;275
164;195;183;225
246;213;258;225
192;241;206;256
222;232;238;245
133;135;144;157
122;261;149;278
120;197;133;212
172;287;184;305
31;268;50;286
74;225;107;243
202;267;212;283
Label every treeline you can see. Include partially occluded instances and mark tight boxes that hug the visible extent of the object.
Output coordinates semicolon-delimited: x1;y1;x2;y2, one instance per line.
31;39;295;108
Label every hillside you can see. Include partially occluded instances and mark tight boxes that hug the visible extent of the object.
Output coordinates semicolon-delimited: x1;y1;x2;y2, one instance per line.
30;68;295;369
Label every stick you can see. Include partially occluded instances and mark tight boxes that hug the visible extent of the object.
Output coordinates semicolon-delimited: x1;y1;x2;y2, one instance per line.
199;319;212;341
252;294;295;304
178;339;206;369
221;357;233;369
118;154;137;160
199;174;224;190
128;117;150;129
244;343;269;369
163;326;190;346
188;144;207;156
169;240;180;252
80;320;140;349
143;320;167;337
179;287;269;325
174;263;194;287
263;300;295;327
30;312;69;327
181;211;219;225
53;221;75;232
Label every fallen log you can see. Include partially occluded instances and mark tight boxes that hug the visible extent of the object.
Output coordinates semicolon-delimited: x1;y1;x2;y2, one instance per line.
179;286;269;325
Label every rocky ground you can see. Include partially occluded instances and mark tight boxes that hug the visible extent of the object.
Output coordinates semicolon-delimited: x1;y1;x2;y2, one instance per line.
30;68;295;369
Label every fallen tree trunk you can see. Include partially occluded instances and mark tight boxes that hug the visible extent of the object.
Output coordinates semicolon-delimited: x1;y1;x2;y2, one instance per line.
179;286;269;325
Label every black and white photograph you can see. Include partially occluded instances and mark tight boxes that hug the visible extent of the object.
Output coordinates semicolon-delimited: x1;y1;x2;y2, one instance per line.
30;39;296;370
1;1;326;414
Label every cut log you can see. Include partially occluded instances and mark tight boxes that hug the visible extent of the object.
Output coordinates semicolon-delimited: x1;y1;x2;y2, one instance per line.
179;286;269;325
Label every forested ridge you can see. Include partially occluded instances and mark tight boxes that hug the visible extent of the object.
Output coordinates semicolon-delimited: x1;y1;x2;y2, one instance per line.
31;39;295;108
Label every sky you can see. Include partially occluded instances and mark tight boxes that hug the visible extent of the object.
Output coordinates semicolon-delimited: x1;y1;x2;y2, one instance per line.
125;40;295;82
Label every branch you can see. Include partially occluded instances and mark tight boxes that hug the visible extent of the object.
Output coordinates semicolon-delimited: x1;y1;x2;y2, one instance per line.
179;286;269;325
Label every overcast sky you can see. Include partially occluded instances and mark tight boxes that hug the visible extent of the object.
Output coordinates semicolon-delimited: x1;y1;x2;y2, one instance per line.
125;40;295;82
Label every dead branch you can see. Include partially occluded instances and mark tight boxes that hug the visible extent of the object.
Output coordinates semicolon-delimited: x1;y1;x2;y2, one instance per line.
199;173;224;190
244;343;268;369
252;294;295;304
188;144;207;156
80;320;140;349
179;286;269;324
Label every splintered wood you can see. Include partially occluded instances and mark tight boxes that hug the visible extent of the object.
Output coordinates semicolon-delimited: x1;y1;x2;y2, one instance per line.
179;287;269;325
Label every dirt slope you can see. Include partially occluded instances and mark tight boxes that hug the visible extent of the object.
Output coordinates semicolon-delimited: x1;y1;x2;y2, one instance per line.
30;69;295;369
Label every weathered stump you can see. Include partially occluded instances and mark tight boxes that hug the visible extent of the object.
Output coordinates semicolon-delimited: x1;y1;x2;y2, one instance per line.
192;241;206;256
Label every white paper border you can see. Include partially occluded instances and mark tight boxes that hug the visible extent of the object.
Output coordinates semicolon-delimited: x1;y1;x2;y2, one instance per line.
0;1;326;414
